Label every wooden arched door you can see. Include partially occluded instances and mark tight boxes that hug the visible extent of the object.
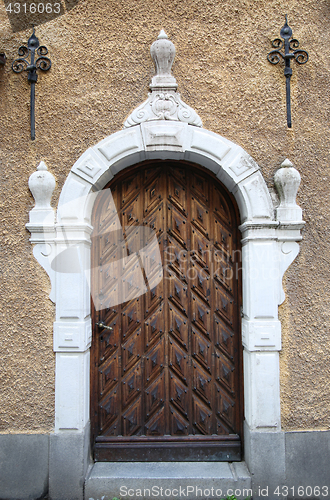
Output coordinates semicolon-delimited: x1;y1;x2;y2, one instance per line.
91;160;243;461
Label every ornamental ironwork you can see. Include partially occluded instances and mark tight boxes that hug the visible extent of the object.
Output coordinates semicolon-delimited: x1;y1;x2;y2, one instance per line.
12;29;51;140
267;15;308;128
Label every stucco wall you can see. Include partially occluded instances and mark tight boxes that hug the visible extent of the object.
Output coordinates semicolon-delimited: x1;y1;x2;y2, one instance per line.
0;0;329;432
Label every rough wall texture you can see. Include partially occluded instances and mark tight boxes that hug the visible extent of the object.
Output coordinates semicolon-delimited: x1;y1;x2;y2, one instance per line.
0;0;329;432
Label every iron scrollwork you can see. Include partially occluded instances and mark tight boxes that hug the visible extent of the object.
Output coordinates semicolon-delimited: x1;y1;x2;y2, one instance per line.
12;30;51;140
267;16;308;128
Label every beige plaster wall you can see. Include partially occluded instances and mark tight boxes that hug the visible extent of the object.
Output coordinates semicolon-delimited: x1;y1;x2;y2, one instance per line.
0;0;329;433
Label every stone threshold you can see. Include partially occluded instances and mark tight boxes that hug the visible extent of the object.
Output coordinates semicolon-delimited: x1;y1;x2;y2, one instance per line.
85;461;252;500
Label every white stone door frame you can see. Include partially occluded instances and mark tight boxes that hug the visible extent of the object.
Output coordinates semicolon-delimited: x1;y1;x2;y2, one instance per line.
27;120;304;454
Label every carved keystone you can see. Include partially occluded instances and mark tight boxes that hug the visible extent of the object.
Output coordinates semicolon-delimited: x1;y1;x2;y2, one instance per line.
274;158;302;222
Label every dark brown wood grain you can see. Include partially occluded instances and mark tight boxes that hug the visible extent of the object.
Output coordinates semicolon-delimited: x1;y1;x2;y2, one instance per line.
91;160;243;461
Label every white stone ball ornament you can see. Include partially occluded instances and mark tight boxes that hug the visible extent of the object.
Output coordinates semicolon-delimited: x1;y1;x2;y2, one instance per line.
28;161;56;209
274;158;302;222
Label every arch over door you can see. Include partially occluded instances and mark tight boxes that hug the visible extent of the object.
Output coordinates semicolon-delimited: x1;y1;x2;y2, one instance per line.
91;160;243;461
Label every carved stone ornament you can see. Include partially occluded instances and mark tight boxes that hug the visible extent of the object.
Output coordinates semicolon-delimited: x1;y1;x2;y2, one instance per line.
274;158;302;222
124;30;202;128
28;160;56;209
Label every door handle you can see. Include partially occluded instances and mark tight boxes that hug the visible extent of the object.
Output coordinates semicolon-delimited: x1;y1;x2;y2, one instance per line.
96;321;113;331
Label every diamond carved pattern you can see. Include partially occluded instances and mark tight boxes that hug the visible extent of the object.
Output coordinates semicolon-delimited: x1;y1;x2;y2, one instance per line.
166;237;188;281
170;375;188;417
99;390;118;433
169;307;188;348
122;363;142;408
144;176;163;215
191;293;211;337
191;198;210;238
145;406;166;436
121;330;143;375
170;411;189;436
214;221;233;257
193;397;212;434
215;355;235;395
122;397;142;435
169;275;188;315
169;341;188;382
213;185;233;227
145;372;165;418
167;205;188;248
215;287;235;327
193;363;212;407
168;174;186;214
145;337;165;384
192;328;211;373
99;352;119;397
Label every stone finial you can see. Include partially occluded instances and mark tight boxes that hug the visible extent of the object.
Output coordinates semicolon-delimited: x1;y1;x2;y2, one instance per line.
150;30;177;90
123;30;202;128
28;161;56;210
274;158;302;222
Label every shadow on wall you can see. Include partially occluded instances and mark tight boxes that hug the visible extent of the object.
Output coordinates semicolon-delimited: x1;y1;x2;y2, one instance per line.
3;0;81;32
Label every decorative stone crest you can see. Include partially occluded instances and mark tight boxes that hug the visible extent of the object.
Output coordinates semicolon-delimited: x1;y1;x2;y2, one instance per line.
124;30;202;128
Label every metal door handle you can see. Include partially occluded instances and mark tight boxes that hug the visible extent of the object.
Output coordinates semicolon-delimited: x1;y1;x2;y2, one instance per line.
96;321;113;331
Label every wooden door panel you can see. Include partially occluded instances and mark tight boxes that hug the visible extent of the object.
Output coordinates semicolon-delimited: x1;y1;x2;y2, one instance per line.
144;337;165;384
169;341;189;382
122;396;142;435
191;230;212;270
145;371;165;414
214;317;235;359
192;397;212;434
121;329;143;375
121;175;140;207
169;276;188;315
168;307;189;348
191;293;211;335
99;390;118;433
170;375;189;416
213;185;233;227
214;220;233;256
99;352;119;397
91;161;242;461
167;205;188;247
121;299;142;340
146;404;166;436
191;329;212;373
145;306;164;347
166;236;188;280
121;369;143;410
191;198;210;238
170;410;189;436
168;174;187;213
191;170;209;205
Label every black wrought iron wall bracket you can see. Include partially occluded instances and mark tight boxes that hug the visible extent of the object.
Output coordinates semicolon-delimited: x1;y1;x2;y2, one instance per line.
267;16;308;128
12;29;51;140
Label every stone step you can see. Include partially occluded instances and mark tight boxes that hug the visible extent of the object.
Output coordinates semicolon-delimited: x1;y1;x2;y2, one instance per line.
85;461;252;500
